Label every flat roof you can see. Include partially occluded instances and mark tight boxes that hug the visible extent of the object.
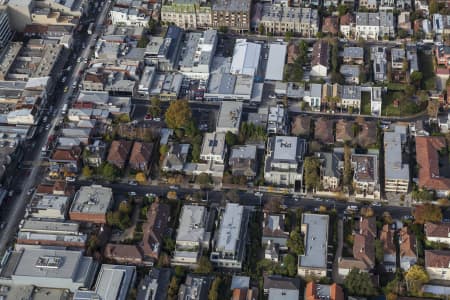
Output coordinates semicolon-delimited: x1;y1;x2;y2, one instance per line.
217;203;244;253
230;39;261;77
95;264;136;300
216;101;243;131
384;131;409;181
273;136;301;161
70;185;113;215
265;43;287;81
176;205;207;243
201;132;226;157
299;213;329;269
21;220;80;234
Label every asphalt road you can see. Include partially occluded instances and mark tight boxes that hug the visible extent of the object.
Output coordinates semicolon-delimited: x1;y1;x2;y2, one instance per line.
0;0;113;256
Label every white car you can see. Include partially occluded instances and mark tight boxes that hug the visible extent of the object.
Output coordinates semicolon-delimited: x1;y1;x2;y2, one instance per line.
128;180;138;186
169;185;179;190
254;191;263;197
128;191;136;196
65;177;75;182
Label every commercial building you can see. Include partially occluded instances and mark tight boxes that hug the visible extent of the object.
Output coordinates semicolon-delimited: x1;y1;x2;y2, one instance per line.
230;39;261;77
179;30;218;79
210;203;250;269
17;220;87;248
298;213;330;278
109;7;150;27
4;247;97;292
172;205;212;266
216;101;243;134
265;43;287;81
144;26;183;72
211;0;251;32
205;73;255;101
178;274;212;300
28;194;70;220
384;126;410;193
264;136;307;188
74;264;136;300
69;185;113;224
0;9;13;50
137;268;173;300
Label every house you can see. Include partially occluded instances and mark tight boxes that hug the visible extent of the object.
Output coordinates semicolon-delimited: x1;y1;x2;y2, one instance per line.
322;16;339;35
305;282;344;300
317;152;342;191
264;136;307;188
83;140;107;167
129;142;154;174
425;250;450;281
263;275;300;299
210;203;250;269
172;205;212;266
340;85;361;111
162;143;190;172
314;118;334;145
352;154;380;199
380;224;396;272
340;13;355;38
229;145;258;179
435;45;450;68
425;222;450;246
298;213;329;278
107;140;132;169
399;226;417;270
398;12;411;32
304;83;322;111
230;275;258;300
267;105;287;135
340;65;360;84
438;113;450;133
338;216;376;276
50;147;82;172
415;137;450;196
262;213;289;249
335;119;354;143
343;47;364;65
140;201;170;263
104;244;144;265
372;46;387;82
311;40;329;77
371;86;383;117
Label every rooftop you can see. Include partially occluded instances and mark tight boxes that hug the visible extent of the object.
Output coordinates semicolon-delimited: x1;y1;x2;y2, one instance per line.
265;43;287;81
94;264;136;300
271;136;306;162
352;154;378;183
299;213;329;269
384;130;409;181
216;203;244;253
216;101;243;132
70;185;113;215
176;205;208;243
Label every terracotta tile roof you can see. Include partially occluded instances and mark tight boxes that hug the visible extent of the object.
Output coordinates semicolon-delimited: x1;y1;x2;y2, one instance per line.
312;40;329;68
425;222;450;238
338;257;369;270
35;184;54;195
340;13;355;25
380;224;396;255
314;118;334;144
356;120;377;147
360;216;377;238
399;226;417;258
335;119;354;142
51;147;81;162
24;24;48;34
232;288;247;300
353;233;375;268
129;142;154;171
416;136;450;191
425;250;450;268
104;243;143;262
107;140;132;169
323;16;339;34
140;201;170;260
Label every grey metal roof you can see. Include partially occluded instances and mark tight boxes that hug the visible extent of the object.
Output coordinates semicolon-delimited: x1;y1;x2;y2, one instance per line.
299;213;329;269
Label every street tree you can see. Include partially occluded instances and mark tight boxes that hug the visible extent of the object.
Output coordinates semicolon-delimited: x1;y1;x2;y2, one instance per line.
195;256;213;274
208;277;221;300
165;100;192;129
413;203;442;224
405;265;429;295
149;96;161;117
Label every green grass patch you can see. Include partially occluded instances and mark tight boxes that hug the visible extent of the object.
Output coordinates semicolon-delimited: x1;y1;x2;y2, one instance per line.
382;90;422;117
386;82;408;91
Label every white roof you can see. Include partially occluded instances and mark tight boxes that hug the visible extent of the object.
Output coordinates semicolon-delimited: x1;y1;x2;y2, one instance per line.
230;39;261;76
217;203;244;253
176;205;207;243
273;136;299;161
265;43;287;81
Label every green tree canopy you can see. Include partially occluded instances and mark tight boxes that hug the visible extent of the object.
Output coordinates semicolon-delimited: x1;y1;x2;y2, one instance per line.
195;256;213;274
405;265;429;295
208;277;221;300
413;203;442;224
304;157;321;191
287;226;304;255
165;100;192;129
344;268;378;296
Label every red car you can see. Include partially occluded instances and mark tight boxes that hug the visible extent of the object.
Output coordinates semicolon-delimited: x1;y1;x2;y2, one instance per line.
144;114;152;120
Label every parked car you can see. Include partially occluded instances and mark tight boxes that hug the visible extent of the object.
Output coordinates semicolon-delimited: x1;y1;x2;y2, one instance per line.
65;177;75;182
128;180;138;186
144;114;152;120
128;191;137;196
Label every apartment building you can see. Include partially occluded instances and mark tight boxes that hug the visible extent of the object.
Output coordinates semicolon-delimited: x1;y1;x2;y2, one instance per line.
352;154;380;200
355;12;395;40
259;6;318;37
210;203;250;269
161;0;212;29
211;0;251;32
384;126;410;193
